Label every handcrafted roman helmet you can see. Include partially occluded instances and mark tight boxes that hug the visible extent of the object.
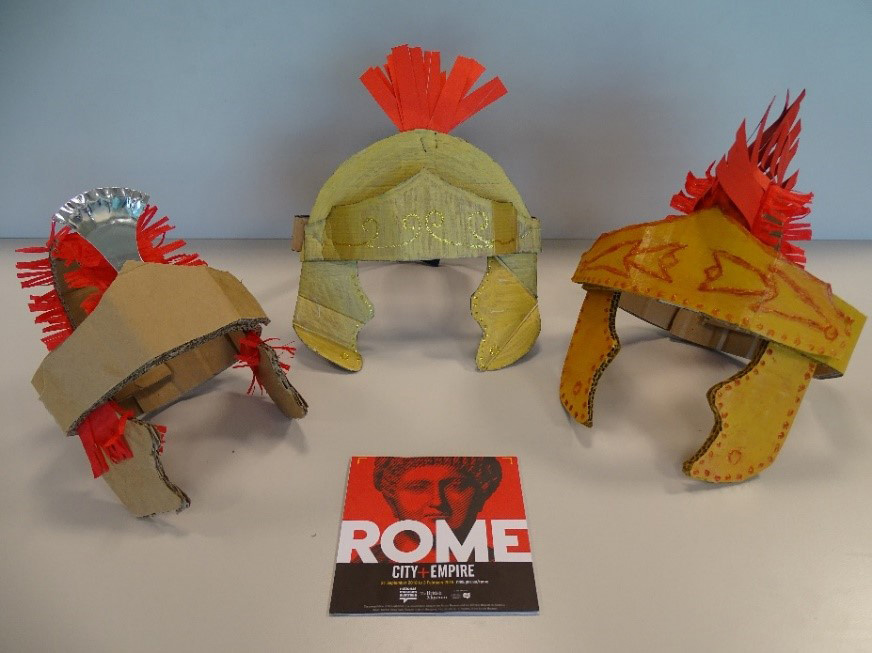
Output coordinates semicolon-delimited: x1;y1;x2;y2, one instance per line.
292;45;541;372
560;93;865;482
18;188;307;516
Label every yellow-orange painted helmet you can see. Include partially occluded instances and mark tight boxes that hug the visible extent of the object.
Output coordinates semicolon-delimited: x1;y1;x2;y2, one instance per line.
560;93;865;482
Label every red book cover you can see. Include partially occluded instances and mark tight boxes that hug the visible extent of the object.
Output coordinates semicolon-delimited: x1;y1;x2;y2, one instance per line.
330;456;538;614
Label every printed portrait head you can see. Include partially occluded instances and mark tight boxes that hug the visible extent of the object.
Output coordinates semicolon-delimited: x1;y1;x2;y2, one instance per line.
373;457;502;533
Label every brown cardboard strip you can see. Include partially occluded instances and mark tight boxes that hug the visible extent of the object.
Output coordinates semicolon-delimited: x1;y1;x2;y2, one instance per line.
115;332;242;416
255;343;309;418
291;215;309;252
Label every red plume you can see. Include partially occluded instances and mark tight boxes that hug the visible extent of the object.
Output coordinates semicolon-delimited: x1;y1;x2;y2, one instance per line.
136;205;206;267
360;44;507;133
18;204;207;352
670;91;812;266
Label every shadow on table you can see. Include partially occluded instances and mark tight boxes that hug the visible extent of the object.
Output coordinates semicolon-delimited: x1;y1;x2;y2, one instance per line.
31;376;308;532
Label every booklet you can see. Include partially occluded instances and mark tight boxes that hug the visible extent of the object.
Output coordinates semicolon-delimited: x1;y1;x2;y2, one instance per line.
330;456;538;614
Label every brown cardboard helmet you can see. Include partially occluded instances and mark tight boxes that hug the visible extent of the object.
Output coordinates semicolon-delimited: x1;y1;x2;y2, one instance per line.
18;188;307;516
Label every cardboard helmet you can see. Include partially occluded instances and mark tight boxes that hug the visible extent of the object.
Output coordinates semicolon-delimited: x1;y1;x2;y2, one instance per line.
560;93;865;482
292;45;541;372
18;188;307;516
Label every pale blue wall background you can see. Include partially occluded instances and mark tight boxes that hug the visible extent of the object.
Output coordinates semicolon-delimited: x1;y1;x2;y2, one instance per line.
1;0;870;238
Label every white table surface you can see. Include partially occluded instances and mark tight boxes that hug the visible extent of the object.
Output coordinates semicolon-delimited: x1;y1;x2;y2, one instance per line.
1;239;870;652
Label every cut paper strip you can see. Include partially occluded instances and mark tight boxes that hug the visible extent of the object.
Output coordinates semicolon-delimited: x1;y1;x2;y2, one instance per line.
360;44;507;133
136;205;207;267
671;91;812;266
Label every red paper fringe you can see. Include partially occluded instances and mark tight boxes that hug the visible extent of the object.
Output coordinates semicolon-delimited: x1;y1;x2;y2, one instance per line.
155;423;167;455
53;232;118;314
670;91;812;266
78;403;168;477
136;205;206;267
77;402;135;478
16;224;74;350
233;331;296;395
26;289;73;350
18;204;208;353
360;44;507;133
17;225;118;349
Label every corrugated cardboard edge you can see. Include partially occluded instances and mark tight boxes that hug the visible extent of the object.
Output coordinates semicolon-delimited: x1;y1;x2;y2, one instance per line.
256;342;308;418
42;320;268;436
101;420;190;517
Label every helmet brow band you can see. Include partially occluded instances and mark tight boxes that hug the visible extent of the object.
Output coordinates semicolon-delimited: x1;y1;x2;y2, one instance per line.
616;291;839;379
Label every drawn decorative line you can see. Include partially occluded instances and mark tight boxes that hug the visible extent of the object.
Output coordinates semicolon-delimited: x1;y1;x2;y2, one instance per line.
580;239;686;282
333;211;495;251
697;250;840;340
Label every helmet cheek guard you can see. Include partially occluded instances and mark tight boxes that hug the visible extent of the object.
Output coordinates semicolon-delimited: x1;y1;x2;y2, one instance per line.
19;189;307;516
293;47;541;372
561;94;865;482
